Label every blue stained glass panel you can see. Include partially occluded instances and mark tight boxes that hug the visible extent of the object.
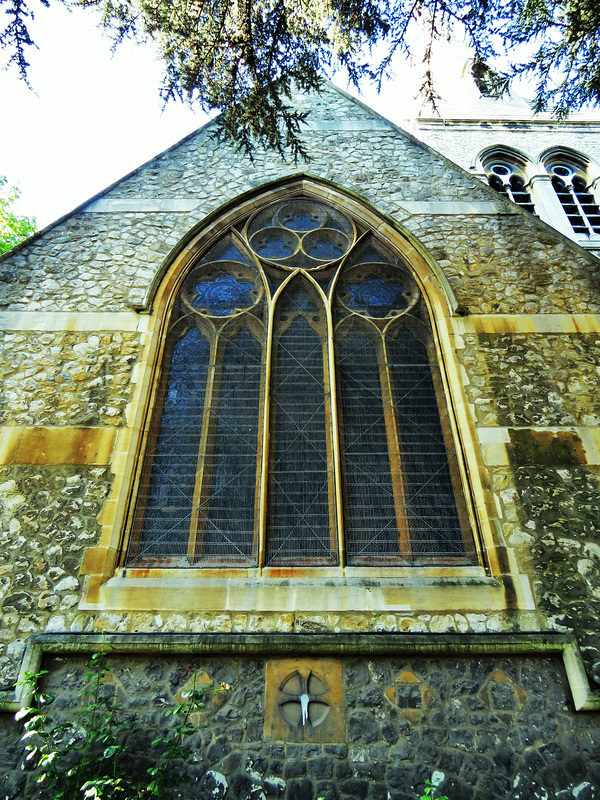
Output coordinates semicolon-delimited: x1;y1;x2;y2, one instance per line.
254;235;296;260
346;277;408;316
132;327;210;561
193;274;254;316
281;211;320;231
305;238;346;260
283;290;317;312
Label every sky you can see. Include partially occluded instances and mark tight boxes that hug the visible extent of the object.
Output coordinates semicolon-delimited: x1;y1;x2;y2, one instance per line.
0;4;428;230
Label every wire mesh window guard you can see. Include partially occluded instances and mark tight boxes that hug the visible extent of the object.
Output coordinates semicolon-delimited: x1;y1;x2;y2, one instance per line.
126;197;476;568
548;164;600;236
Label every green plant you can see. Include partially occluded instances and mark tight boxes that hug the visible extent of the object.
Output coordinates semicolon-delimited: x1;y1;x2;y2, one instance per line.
16;653;219;799
419;772;448;800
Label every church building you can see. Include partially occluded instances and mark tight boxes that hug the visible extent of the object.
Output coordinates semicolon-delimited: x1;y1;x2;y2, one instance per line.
0;72;600;799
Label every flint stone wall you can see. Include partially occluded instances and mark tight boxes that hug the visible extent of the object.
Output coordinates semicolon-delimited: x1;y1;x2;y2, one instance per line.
0;331;141;427
1;654;599;800
2;87;599;315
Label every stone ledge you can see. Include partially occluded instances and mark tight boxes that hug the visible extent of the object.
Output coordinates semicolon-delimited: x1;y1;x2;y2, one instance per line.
0;311;148;331
452;313;600;334
82;198;203;212
1;631;598;713
0;427;117;465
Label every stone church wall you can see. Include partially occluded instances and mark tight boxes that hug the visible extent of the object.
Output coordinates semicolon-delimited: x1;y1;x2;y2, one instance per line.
0;85;599;799
2;652;600;799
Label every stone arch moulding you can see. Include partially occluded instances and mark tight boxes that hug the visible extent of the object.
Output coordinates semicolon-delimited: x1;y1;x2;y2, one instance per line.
476;144;537;180
79;176;532;614
476;146;539;216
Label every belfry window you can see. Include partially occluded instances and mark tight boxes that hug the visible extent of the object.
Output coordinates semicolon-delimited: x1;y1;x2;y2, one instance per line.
548;163;600;236
125;196;476;569
485;162;536;215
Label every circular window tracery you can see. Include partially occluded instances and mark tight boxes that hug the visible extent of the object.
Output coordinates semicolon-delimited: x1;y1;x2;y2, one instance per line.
181;261;262;317
246;199;356;269
337;263;419;319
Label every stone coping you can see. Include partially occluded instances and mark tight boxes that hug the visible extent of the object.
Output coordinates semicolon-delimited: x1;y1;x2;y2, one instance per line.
1;631;598;713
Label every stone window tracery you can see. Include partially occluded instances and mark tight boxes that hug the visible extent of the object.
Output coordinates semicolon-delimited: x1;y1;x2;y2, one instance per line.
482;155;536;215
545;159;600;236
125;195;476;570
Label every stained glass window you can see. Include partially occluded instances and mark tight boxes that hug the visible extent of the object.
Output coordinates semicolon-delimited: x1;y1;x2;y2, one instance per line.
126;196;476;569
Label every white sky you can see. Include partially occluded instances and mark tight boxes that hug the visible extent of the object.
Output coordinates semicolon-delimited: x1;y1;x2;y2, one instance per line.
0;4;426;229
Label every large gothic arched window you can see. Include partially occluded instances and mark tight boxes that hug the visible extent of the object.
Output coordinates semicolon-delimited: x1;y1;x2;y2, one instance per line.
125;196;476;569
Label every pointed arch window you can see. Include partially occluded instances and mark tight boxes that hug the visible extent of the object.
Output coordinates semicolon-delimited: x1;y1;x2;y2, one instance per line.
481;151;536;215
546;161;600;236
126;196;476;569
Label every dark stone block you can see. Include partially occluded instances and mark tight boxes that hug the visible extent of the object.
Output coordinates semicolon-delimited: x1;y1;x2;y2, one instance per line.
244;719;263;741
475;730;497;754
368;745;390;762
229;772;260;797
564;755;587;783
197;770;228;800
220;751;242;775
336;762;353;780
358;686;383;708
489;682;517;710
265;744;286;758
144;660;165;681
353;762;385;781
284;759;306;779
427;671;448;696
263;774;286;796
539;764;571;792
444;703;468;726
286;744;321;758
389;741;412;760
345;661;370;688
287;778;314;800
248;756;268;776
443;777;474;800
471;772;511;800
307;757;333;780
386;764;412;789
368;662;391;685
207;736;231;763
268;760;284;776
539;742;565;763
348;711;380;743
454;679;479;695
240;660;264;680
339;778;369;799
315;781;338;800
421;726;445;746
229;684;255;708
446;728;474;751
493;745;516;773
381;722;398;745
438;749;463;775
324;744;347;758
367;784;388;800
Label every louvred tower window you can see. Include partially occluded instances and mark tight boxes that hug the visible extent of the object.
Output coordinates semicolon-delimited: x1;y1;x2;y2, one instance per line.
125;196;476;569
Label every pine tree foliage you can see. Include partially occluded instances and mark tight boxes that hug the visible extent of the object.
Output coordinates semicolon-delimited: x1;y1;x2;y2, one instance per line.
2;0;600;156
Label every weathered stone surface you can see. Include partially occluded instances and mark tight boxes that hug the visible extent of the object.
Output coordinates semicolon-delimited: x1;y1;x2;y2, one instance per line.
2;653;599;799
0;466;110;683
403;213;600;315
460;333;600;427
0;330;141;427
